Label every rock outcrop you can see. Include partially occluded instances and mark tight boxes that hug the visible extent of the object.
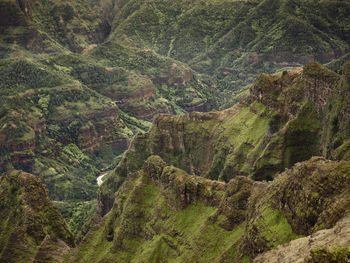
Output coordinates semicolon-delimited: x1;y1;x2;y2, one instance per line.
84;60;350;263
242;156;350;259
254;214;350;263
0;170;74;263
99;61;350;214
67;156;350;263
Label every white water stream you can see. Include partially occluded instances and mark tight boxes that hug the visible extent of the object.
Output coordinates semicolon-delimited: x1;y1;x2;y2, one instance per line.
97;171;109;186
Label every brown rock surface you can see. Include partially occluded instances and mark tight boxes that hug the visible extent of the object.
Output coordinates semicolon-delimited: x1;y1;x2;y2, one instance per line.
254;214;350;263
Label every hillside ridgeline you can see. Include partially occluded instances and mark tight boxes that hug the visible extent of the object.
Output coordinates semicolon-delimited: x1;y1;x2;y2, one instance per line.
1;0;350;250
0;170;75;263
66;155;350;262
99;60;350;214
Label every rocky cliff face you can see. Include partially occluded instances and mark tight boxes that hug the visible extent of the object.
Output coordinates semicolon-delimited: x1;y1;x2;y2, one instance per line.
0;170;74;263
254;214;350;263
99;61;350;213
302;62;340;114
0;77;129;201
242;156;350;258
0;54;140;202
67;155;350;263
89;62;350;263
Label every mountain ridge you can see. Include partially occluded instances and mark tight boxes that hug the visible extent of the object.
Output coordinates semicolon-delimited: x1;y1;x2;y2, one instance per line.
0;170;75;263
98;60;350;215
1;0;350;260
65;155;350;262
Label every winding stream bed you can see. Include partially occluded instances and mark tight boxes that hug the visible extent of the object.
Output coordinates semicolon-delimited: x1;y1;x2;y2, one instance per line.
97;171;110;186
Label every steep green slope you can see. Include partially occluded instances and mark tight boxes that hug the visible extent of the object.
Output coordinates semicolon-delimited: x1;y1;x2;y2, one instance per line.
0;57;126;201
0;0;212;119
0;0;112;54
68;59;350;262
99;61;350;213
2;0;350;243
0;0;144;233
109;0;350;108
66;155;350;263
0;170;74;263
67;156;250;263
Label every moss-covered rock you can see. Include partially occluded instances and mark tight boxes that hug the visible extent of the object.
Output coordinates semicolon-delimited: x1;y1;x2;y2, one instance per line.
0;170;74;263
307;247;350;263
243;156;350;258
99;62;348;214
66;156;249;263
68;156;350;263
254;214;350;263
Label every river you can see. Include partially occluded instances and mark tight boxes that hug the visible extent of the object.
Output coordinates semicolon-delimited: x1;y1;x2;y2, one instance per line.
97;171;110;186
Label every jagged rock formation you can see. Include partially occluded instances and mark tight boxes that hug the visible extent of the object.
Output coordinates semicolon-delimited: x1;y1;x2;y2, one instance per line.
1;0;350;211
0;170;74;263
0;0;211;205
2;0;350;260
68;155;256;262
66;155;350;263
242;156;350;258
79;60;350;262
253;214;350;263
99;61;350;215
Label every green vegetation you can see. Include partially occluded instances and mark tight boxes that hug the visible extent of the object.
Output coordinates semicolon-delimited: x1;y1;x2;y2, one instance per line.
92;61;350;262
2;0;350;261
100;60;350;202
68;155;350;262
109;0;350;109
0;170;74;263
283;102;321;168
0;0;219;234
260;207;300;248
2;0;350;197
55;200;97;237
307;247;350;263
66;157;247;263
100;101;277;204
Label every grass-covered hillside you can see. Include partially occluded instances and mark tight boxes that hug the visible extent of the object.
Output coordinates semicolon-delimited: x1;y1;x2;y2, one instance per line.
99;60;350;213
0;170;75;263
65;155;350;263
1;0;350;242
109;0;350;108
65;61;350;263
